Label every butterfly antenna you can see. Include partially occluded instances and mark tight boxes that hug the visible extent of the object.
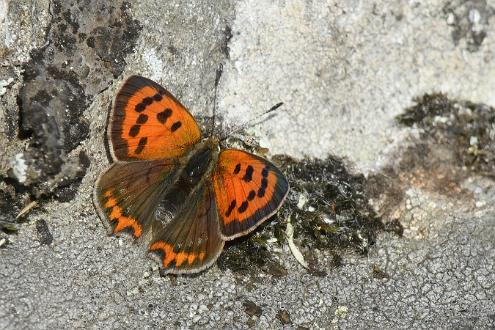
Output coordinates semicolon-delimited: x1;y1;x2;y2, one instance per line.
219;102;284;142
210;64;223;138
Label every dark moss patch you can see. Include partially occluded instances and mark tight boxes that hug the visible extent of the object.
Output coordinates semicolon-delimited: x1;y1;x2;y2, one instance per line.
397;93;495;177
8;0;142;203
53;151;91;202
36;219;53;245
217;236;287;277
443;1;495;52
243;300;263;318
218;154;389;276
365;93;494;232
277;309;291;325
0;188;20;233
272;155;385;250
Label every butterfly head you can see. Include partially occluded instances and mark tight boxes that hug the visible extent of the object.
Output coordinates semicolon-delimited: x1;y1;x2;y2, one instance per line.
201;135;221;151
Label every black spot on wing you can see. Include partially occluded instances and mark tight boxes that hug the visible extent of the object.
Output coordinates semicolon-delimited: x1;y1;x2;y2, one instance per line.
242;165;254;182
157;108;172;124
238;201;248;213
233;163;241;175
129;125;140;137
136;114;148;124
135;103;146;112
257;177;269;197
143;97;153;105
171;121;182;132
225;200;236;217
135;137;147;154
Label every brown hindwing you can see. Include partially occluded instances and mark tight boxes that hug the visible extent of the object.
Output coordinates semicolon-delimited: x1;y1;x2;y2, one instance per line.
149;183;224;274
94;159;179;238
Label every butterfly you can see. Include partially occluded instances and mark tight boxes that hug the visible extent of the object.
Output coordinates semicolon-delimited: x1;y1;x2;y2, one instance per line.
93;76;289;274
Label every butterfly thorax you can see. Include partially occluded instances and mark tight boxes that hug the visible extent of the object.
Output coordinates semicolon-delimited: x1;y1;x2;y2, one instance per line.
178;137;220;190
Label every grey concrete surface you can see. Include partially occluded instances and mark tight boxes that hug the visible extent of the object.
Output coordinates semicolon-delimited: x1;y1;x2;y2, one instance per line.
221;0;495;171
1;0;494;329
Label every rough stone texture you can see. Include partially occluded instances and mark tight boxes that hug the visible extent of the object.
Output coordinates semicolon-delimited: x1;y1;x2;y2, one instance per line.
1;0;494;329
0;0;51;64
220;0;495;171
14;0;141;199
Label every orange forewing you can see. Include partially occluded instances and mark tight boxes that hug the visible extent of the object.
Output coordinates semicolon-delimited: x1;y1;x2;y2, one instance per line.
110;76;201;161
213;149;289;240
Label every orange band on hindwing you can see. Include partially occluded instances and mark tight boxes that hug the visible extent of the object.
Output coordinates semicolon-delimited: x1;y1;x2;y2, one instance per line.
147;184;224;274
102;189;142;238
149;241;206;268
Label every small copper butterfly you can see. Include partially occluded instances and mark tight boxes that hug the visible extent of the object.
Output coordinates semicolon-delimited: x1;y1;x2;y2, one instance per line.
93;76;289;274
